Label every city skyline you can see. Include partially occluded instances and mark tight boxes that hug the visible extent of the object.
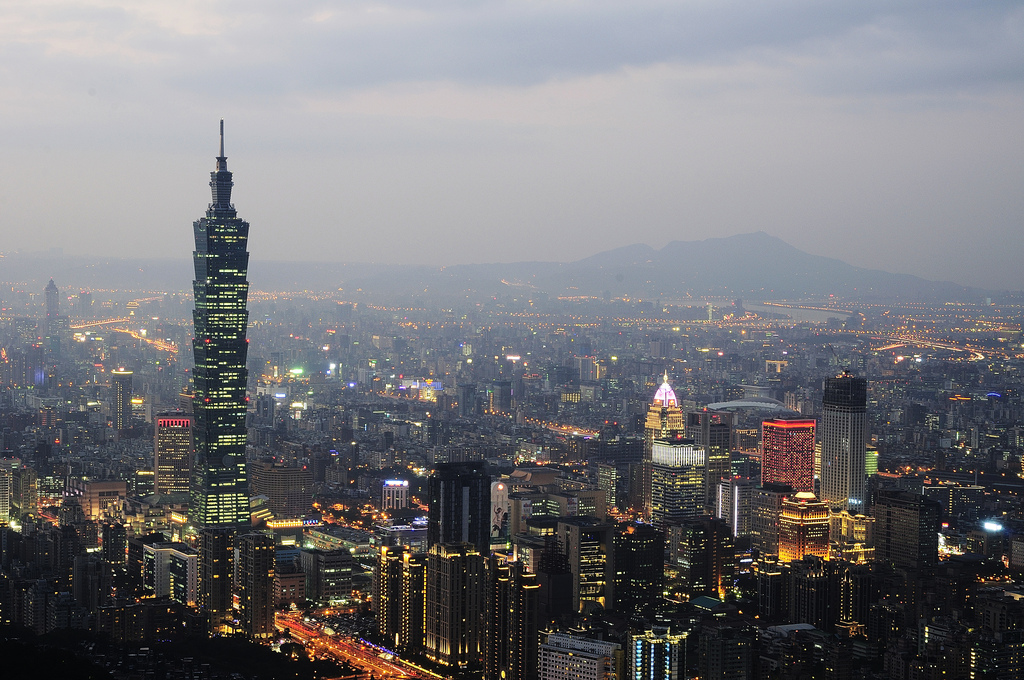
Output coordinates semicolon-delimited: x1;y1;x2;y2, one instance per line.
0;2;1020;289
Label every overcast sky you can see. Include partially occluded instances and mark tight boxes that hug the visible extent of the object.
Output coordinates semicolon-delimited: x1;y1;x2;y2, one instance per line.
0;1;1021;289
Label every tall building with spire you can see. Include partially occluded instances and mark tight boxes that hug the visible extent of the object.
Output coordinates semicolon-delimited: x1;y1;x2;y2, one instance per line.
189;122;252;629
190;120;251;529
640;373;685;519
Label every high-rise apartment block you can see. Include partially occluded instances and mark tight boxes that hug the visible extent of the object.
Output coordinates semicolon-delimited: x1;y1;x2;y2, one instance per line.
627;628;686;680
820;372;868;512
111;369;133;431
425;542;485;669
761;418;816;493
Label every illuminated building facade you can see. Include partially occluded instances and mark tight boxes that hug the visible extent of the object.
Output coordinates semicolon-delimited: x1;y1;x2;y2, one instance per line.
111;369;133;431
375;545;427;652
539;633;623;680
642;374;684;519
627;628;686;680
761;418;816;493
425;542;485;668
820;372;868;512
650;439;705;526
486;556;540;680
190;121;251;530
666;517;733;598
154;413;192;494
557;517;615;612
189;123;252;630
383;479;410;510
778;492;830;562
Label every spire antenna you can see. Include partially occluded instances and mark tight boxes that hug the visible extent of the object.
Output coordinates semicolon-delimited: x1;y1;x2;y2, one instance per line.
219;119;225;158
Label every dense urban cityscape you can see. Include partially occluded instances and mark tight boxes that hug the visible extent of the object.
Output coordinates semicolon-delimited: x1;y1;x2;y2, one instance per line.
0;126;1023;680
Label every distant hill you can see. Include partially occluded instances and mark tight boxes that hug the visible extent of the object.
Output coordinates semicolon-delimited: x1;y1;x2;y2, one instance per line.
0;232;1001;302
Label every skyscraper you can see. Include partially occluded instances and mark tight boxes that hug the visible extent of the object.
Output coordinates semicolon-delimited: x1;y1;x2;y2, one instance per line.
761;418;816;493
485;556;540;680
871;489;941;572
641;374;685;519
189;122;252;630
154;412;192;494
190;121;251;529
237;532;275;639
425;542;485;669
111;369;133;431
686;409;734;514
778;492;830;562
427;462;491;553
650;438;705;525
820;372;868;512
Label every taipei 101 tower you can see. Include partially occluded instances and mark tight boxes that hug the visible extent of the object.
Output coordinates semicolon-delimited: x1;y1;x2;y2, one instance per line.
190;121;252;629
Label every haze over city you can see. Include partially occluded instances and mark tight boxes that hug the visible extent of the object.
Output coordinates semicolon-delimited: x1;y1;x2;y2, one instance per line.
0;1;1022;289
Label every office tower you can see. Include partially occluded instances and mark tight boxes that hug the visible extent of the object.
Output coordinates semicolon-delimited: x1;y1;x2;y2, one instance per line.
237;533;275;639
190;121;251;530
871;490;941;572
613;522;665;618
154;413;192;494
750;483;792;556
650;438;705;525
778;492;830;562
761;418;816;493
539;633;623;680
686;409;734;514
485;557;540;680
251;463;313;518
425;542;485;669
111;369;133;431
382;479;410;510
427;461;491;553
300;548;354;603
627;628;686;680
190;124;252;629
820;372;868;511
44;278;59;330
641;375;685;517
716;477;754;537
557;517;615;612
666;517;733;599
